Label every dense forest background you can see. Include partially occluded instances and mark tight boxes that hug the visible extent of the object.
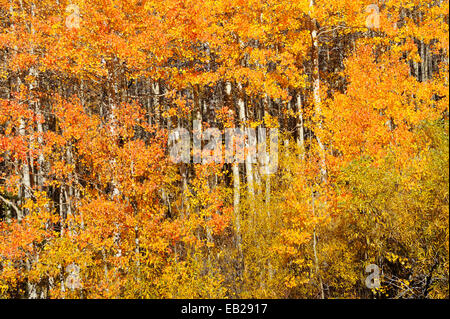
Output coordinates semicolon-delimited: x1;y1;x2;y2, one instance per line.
0;0;448;299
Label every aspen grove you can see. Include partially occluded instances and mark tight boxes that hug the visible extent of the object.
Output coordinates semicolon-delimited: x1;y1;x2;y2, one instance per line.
0;0;448;299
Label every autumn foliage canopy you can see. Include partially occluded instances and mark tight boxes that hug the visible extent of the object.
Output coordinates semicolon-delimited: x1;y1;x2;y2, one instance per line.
0;0;448;298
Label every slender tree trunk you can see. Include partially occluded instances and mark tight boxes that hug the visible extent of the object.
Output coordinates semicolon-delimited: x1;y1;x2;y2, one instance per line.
226;82;243;273
296;93;305;159
310;19;327;183
309;1;326;299
237;84;255;216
